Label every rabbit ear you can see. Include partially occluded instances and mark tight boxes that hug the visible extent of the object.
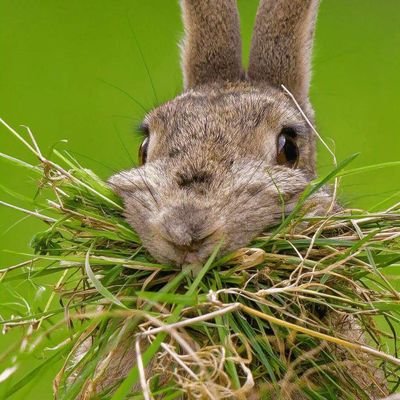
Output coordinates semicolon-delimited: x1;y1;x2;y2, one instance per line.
248;0;319;103
180;0;242;89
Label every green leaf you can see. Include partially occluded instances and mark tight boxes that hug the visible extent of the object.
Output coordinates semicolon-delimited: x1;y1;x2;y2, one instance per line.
136;291;200;306
85;246;128;309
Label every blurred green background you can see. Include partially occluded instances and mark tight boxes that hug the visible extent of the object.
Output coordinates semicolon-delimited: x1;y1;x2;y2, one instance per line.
0;1;399;398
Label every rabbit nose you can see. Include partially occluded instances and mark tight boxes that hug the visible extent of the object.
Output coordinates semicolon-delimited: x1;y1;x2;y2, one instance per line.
160;206;219;251
162;223;211;250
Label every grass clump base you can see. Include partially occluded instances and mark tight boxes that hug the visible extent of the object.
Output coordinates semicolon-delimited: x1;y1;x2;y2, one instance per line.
1;120;400;400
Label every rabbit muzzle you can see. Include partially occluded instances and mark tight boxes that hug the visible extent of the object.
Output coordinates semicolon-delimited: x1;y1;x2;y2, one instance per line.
109;159;309;267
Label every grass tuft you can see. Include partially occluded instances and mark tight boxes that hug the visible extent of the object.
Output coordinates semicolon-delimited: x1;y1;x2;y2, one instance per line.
1;120;400;399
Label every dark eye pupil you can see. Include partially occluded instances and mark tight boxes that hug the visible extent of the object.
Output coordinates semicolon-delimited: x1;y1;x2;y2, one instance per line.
139;137;149;165
283;139;298;163
277;132;299;167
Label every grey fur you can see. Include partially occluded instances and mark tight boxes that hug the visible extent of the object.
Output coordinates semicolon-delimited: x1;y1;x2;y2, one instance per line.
180;0;243;88
248;0;319;104
110;0;320;267
109;83;316;265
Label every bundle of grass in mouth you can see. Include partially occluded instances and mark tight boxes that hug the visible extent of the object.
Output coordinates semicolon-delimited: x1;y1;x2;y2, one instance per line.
1;120;400;400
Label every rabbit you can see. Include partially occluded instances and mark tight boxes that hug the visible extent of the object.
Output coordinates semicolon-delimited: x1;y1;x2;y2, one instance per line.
108;0;322;267
60;0;388;398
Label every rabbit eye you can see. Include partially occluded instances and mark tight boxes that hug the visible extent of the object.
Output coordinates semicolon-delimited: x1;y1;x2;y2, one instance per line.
139;136;149;165
277;129;299;168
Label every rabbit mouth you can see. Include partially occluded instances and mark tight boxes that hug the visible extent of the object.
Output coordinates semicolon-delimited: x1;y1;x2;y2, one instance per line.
156;222;226;266
181;250;211;266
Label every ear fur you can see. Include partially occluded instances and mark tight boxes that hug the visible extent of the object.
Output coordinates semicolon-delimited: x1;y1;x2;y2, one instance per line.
248;0;320;103
180;0;242;89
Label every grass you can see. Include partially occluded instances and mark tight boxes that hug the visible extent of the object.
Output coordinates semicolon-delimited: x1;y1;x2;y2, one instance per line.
0;119;400;399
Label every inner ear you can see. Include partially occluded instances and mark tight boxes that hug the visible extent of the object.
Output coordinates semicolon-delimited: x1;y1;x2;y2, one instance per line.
180;0;243;89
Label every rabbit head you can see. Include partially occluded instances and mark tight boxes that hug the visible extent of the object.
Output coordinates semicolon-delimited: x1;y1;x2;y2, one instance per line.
109;0;320;266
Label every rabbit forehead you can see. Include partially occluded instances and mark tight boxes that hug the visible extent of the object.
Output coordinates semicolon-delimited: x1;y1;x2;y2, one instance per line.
145;83;308;159
148;83;305;131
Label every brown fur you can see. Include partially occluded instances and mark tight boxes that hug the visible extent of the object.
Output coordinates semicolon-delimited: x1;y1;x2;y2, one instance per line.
62;0;388;398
